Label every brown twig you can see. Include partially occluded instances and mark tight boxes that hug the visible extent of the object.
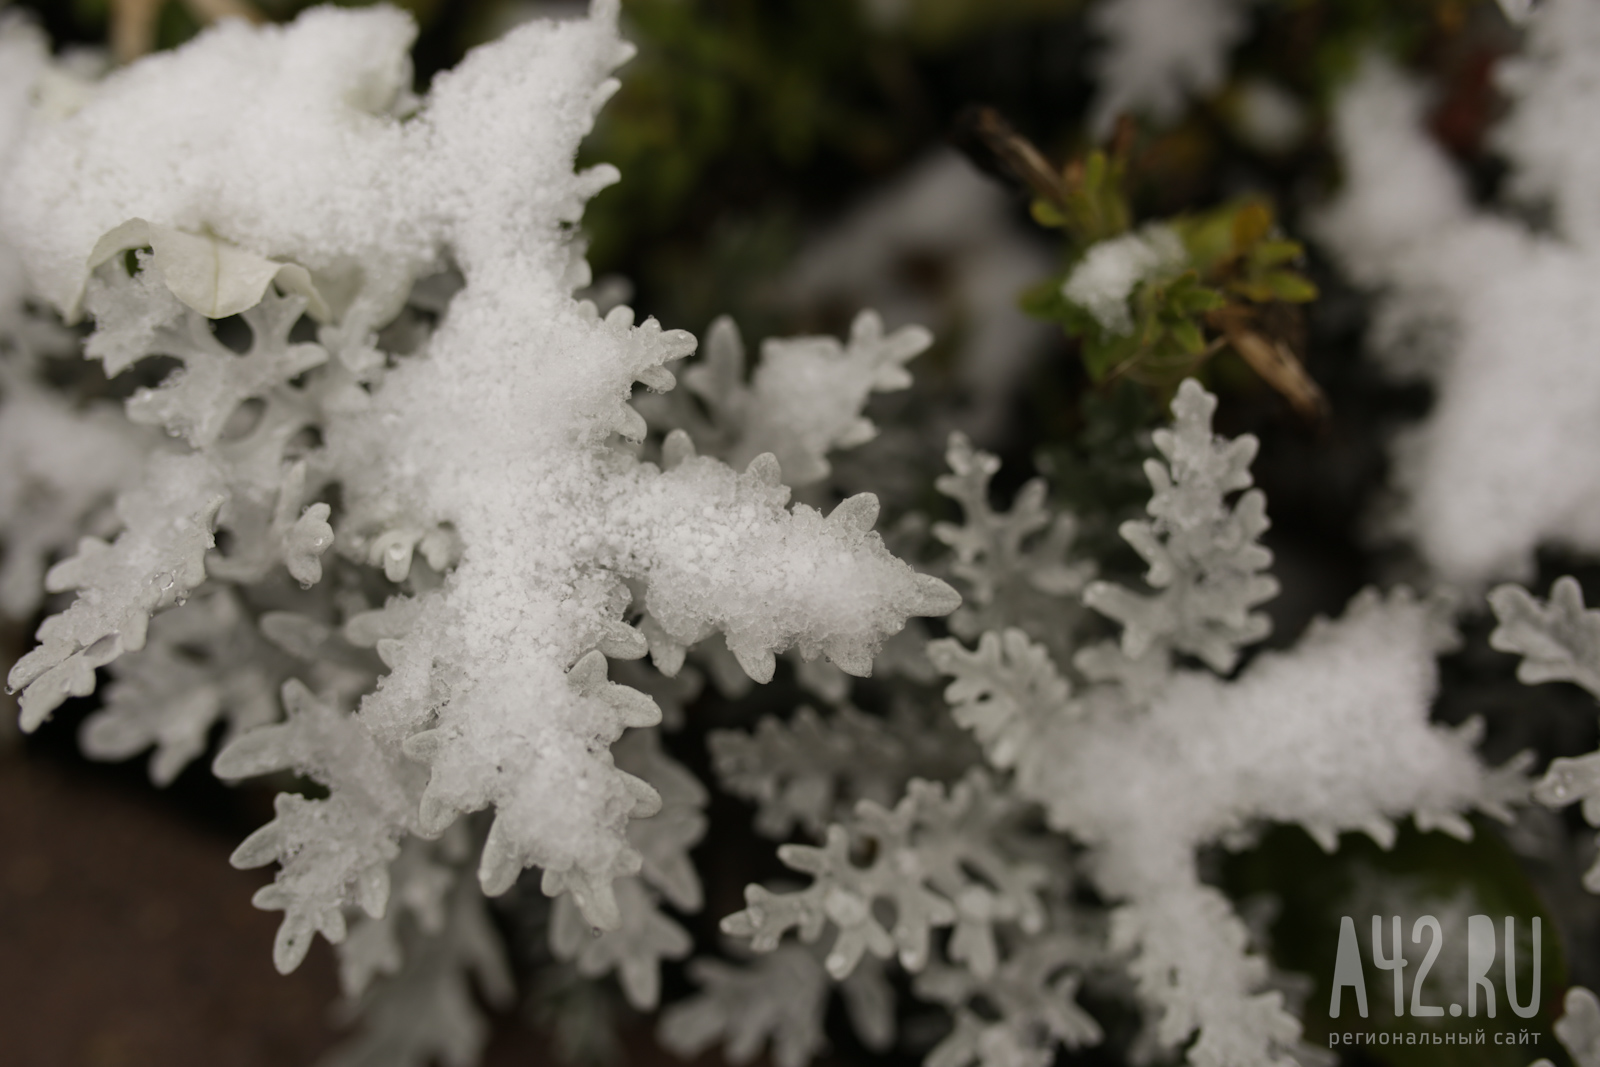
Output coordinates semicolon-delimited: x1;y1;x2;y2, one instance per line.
1210;308;1328;423
112;0;265;65
111;0;163;64
182;0;267;26
953;105;1067;207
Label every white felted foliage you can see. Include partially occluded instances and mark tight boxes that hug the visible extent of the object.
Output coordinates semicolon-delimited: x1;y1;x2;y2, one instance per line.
0;371;152;618
928;628;1075;776
722;772;1054;983
550;875;692;1012
932;432;1095;658
701;757;1081;1067
7;263;338;730
1490;577;1600;892
215;679;423;973
639;309;931;488
929;381;1527;1067
78;588;291;785
659;945;834;1067
8;451;226;730
324;844;515;1067
661;934;897;1067
1315;5;1600;586
336;836;464;1001
1076;380;1276;690
2;0;954;999
1534;987;1600;1067
117;285;327;449
627;307;942;711
914;931;1105;1067
547;728;707;1010
0;5;429;363
708;701;978;839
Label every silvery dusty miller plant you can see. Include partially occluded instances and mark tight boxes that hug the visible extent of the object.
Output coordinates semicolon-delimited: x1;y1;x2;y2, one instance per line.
3;2;1600;1067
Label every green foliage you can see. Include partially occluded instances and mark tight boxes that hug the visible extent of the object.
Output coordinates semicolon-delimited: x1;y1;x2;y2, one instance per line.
1024;252;1220;384
1025;191;1318;398
1027;149;1134;250
1179;198;1319;305
1033;380;1162;565
579;0;908;270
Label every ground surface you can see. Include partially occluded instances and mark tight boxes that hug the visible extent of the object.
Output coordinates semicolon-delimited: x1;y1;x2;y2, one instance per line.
0;742;586;1067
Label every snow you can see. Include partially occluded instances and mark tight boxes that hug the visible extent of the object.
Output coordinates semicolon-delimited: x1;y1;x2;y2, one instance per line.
2;0;956;957
1318;10;1600;586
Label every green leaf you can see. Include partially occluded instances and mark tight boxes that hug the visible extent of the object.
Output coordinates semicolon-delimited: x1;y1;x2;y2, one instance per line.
1231;199;1274;254
1168;319;1207;355
1020;277;1071;319
1082;333;1138;382
1260;270;1319;303
1168;280;1227;315
1251;239;1305;269
1176;207;1238;271
1031;198;1066;229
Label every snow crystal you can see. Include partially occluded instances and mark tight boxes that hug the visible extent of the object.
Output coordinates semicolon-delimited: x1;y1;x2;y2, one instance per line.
1061;224;1186;335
